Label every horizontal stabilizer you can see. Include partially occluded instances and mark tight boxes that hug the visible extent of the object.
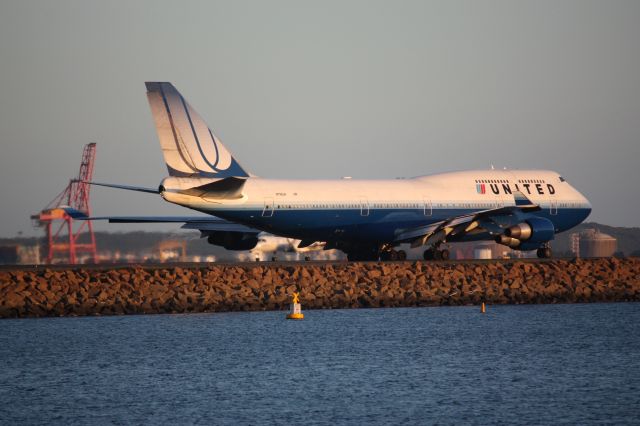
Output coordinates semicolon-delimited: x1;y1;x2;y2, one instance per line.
66;213;261;234
81;181;160;194
67;215;217;223
105;216;218;223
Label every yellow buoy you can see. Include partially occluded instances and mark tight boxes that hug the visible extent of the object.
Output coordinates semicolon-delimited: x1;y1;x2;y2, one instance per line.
286;292;304;320
481;302;486;314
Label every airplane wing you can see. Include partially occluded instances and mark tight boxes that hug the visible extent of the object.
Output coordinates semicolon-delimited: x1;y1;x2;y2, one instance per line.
61;208;260;234
394;191;541;247
394;207;505;246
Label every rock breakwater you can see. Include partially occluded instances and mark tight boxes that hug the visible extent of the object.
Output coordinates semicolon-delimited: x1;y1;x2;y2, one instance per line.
1;258;639;318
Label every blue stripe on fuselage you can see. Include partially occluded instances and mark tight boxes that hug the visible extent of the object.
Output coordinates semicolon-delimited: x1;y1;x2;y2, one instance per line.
205;206;591;243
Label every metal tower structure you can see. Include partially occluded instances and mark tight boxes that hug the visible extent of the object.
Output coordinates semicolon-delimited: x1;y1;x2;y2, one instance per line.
570;232;580;259
32;143;98;264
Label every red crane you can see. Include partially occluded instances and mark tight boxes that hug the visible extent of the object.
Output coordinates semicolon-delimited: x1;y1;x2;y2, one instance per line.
33;143;98;264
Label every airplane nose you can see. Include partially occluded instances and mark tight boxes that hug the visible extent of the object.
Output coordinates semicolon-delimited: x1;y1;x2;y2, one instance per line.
580;194;592;220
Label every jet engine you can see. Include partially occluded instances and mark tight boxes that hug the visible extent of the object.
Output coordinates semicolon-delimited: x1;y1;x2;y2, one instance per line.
496;217;555;249
206;231;259;251
496;235;521;248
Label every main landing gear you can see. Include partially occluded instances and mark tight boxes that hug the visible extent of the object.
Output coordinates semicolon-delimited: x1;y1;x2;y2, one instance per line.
423;247;450;261
536;246;552;259
380;249;407;261
345;245;407;262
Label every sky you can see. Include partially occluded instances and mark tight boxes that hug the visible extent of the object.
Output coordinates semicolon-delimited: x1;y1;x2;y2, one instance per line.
1;0;639;238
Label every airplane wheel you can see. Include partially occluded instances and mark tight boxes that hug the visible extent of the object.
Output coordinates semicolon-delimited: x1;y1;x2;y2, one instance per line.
304;256;311;261
389;251;399;261
397;250;407;261
423;249;435;260
537;248;552;259
348;246;381;262
440;249;450;261
271;256;277;261
380;252;391;261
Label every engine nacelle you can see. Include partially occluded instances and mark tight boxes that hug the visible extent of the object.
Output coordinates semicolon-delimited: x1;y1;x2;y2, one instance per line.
495;235;521;248
505;223;532;240
504;217;555;243
207;232;259;251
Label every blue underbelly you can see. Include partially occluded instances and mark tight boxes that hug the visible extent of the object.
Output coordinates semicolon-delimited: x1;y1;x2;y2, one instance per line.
210;207;591;243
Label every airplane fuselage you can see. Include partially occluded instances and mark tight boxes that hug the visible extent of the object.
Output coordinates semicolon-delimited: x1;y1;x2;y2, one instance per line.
160;169;591;246
79;82;595;261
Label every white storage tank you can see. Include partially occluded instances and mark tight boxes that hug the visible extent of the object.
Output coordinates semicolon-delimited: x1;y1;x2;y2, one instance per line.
579;229;617;258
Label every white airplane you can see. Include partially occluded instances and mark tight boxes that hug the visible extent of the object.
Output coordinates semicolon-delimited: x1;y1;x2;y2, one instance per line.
74;82;592;261
246;235;328;262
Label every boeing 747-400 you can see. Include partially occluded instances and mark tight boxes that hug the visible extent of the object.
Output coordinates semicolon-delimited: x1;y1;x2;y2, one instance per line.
72;82;592;261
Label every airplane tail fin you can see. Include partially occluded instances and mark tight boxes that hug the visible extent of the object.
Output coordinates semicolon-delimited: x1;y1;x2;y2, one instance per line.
145;82;250;178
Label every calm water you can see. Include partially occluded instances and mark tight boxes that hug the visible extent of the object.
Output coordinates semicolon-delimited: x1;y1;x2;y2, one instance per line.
1;304;639;425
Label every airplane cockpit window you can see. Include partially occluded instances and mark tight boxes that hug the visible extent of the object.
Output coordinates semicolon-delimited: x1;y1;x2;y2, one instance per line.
559;176;566;182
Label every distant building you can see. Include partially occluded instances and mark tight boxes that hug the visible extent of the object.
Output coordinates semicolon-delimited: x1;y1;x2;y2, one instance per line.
156;240;187;262
445;241;534;260
570;232;581;257
18;245;41;265
473;245;493;260
0;245;41;265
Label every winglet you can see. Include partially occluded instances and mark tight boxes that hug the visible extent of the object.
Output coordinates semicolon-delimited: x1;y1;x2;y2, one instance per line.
513;191;540;210
59;206;88;219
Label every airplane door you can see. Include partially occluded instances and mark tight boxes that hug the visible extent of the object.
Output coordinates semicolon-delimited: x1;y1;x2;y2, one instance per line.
262;197;274;217
359;198;369;217
423;198;432;216
550;198;558;215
